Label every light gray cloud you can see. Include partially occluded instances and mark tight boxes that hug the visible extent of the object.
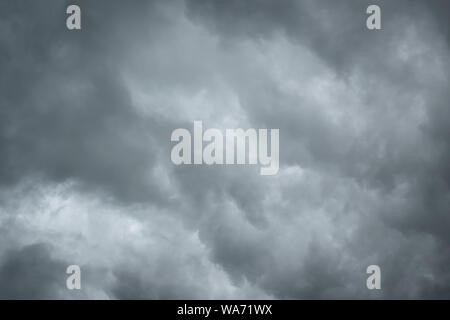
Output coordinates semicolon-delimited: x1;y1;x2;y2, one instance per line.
0;0;449;299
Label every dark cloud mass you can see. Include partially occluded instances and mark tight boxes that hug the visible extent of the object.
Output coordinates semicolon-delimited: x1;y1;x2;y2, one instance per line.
0;0;449;299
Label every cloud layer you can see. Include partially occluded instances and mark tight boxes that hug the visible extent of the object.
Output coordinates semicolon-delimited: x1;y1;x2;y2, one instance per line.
0;0;449;299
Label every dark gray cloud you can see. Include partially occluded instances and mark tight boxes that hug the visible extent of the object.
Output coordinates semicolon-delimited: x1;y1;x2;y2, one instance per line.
0;243;68;299
0;0;178;204
0;0;449;299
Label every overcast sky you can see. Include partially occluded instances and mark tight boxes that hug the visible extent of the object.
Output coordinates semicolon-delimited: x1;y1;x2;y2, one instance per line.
0;0;449;299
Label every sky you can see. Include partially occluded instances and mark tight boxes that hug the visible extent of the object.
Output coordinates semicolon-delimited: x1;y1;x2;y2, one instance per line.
0;0;449;299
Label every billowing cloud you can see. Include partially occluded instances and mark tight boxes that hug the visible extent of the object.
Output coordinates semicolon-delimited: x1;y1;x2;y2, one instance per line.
0;0;449;299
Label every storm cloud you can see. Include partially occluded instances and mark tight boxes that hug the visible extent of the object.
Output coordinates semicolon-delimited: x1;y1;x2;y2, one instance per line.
0;0;449;299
